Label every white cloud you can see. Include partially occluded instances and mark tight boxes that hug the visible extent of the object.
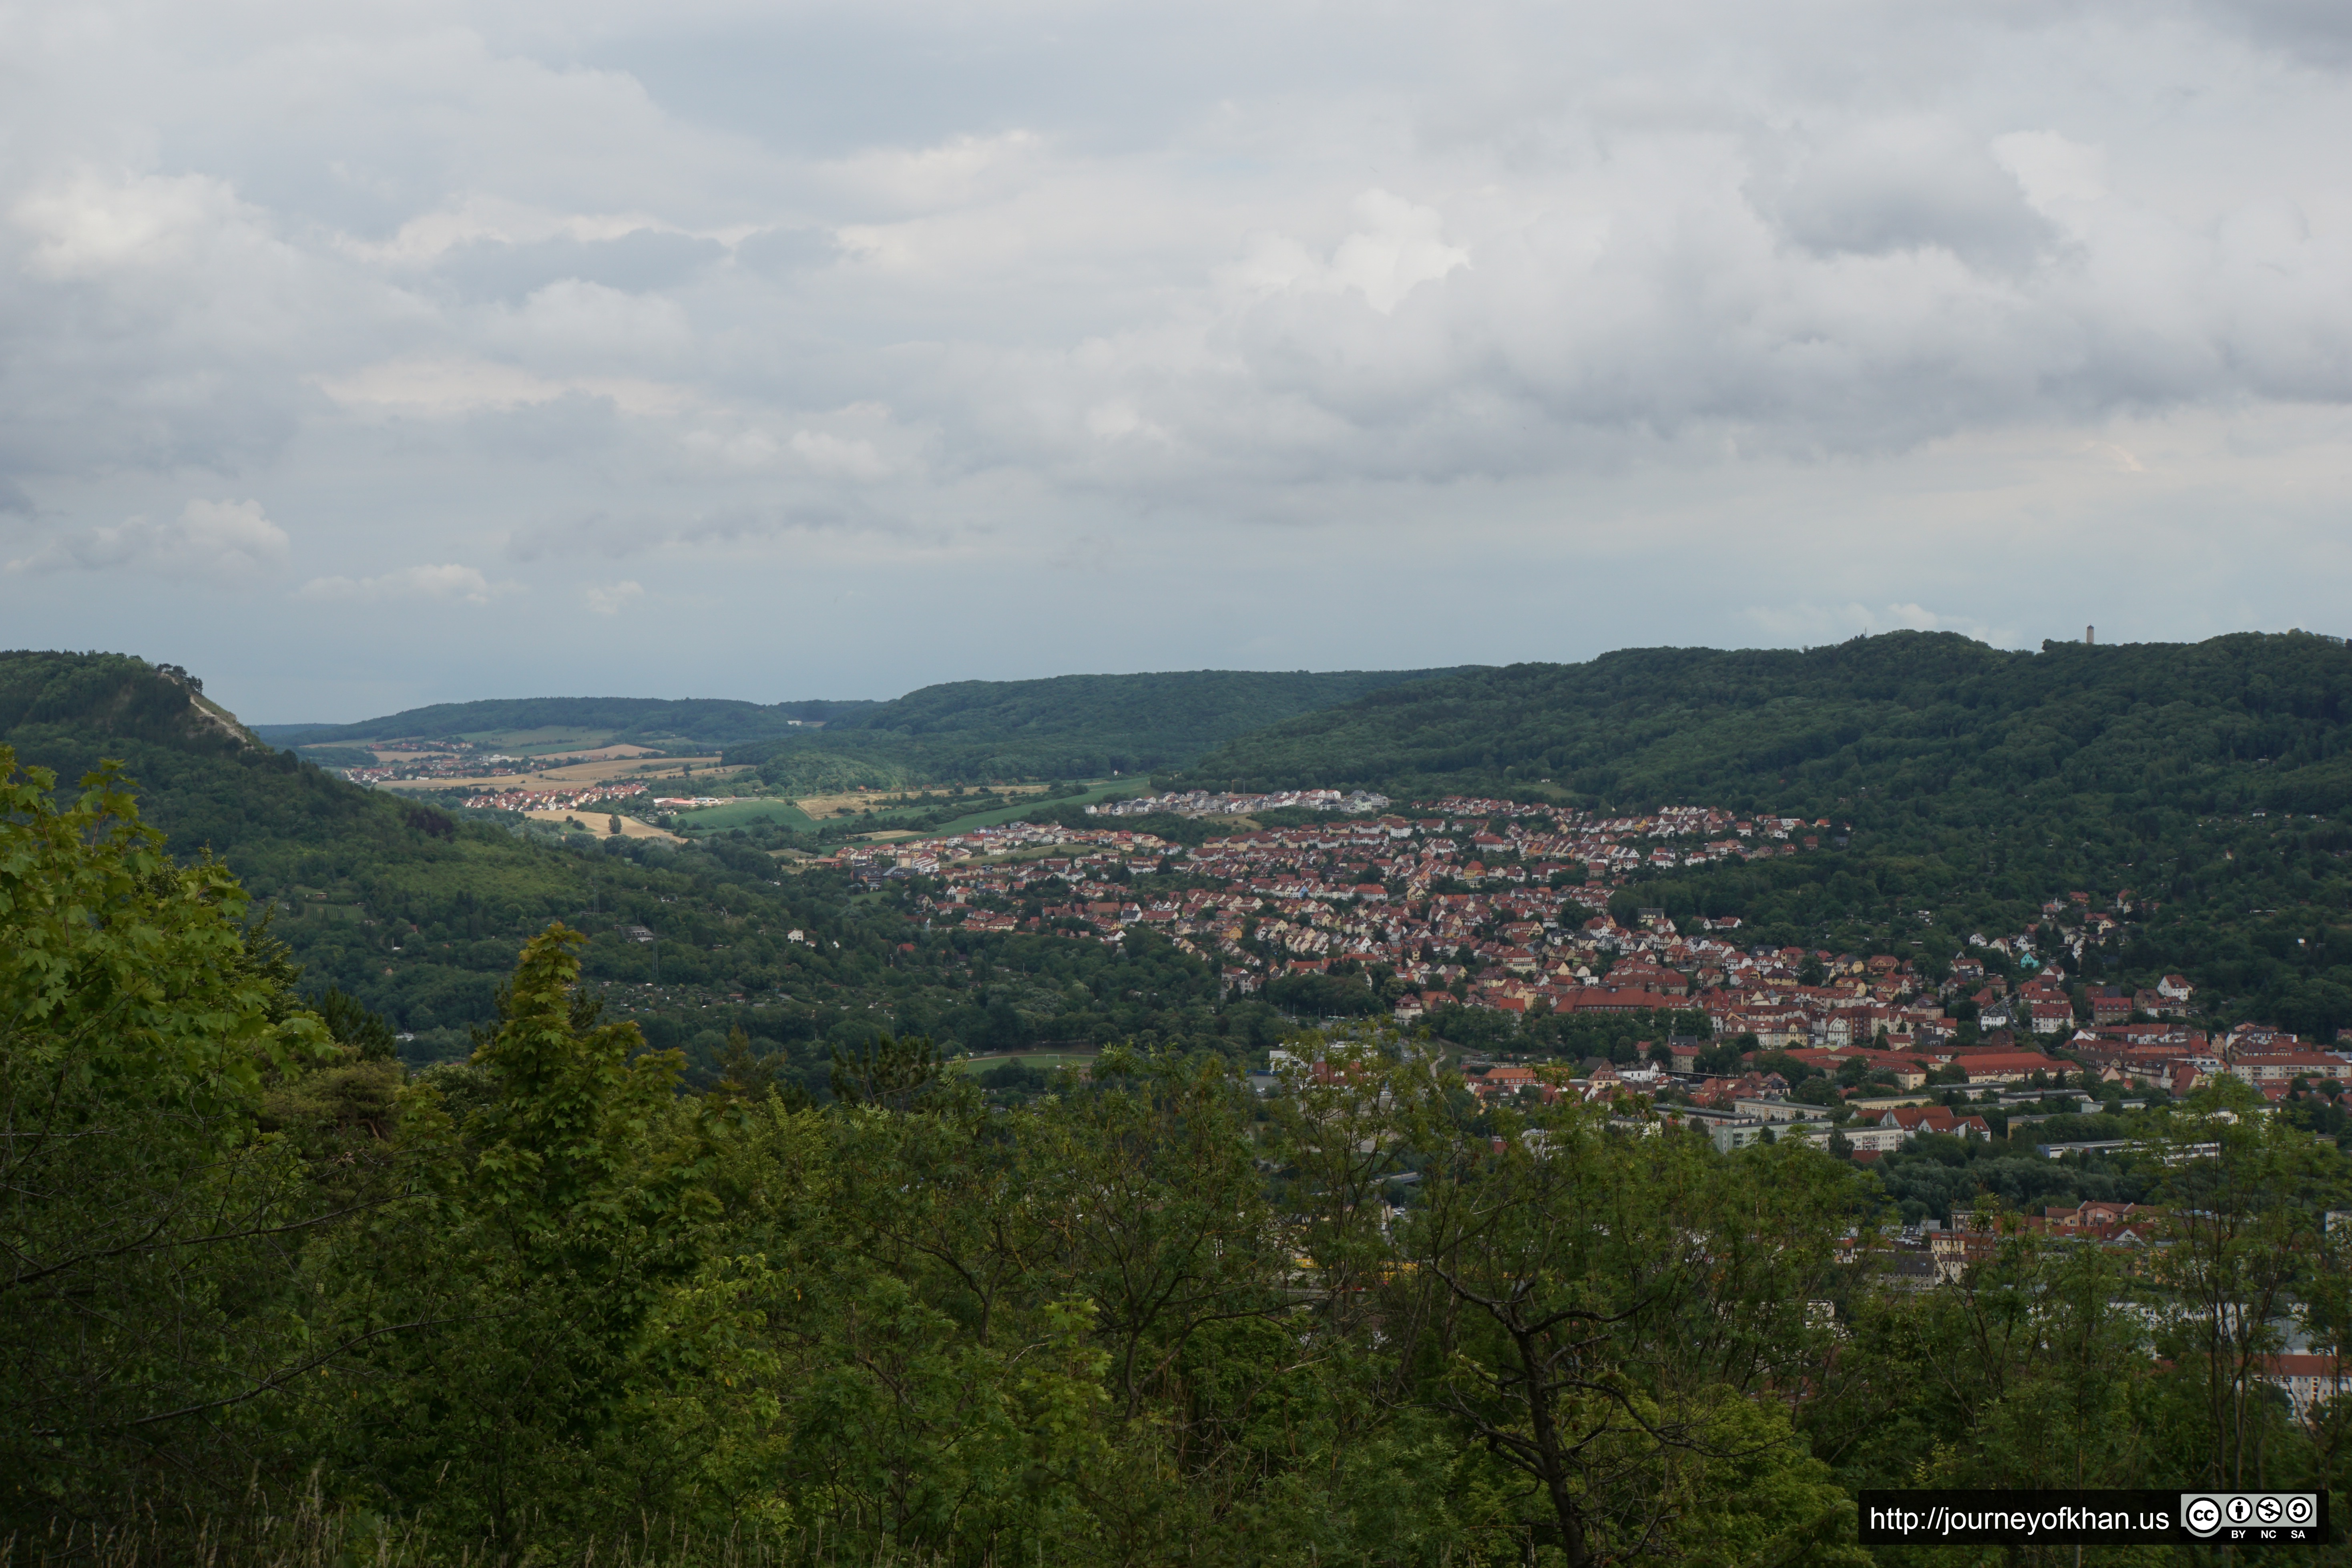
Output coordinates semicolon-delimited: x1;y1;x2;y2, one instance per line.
12;171;252;279
6;498;289;584
825;130;1046;217
1991;133;2112;214
336;193;707;267
489;279;695;367
313;356;693;417
295;564;509;605
583;579;642;614
8;0;2352;711
787;430;889;481
1742;602;2015;647
1229;190;1470;315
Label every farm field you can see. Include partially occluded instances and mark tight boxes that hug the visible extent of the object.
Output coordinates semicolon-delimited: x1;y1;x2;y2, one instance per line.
373;757;737;792
297;727;620;763
890;778;1143;834
462;727;641;755
534;743;667;763
460;727;619;754
664;796;824;832
520;809;685;843
537;756;735;786
793;781;1056;820
669;779;1140;839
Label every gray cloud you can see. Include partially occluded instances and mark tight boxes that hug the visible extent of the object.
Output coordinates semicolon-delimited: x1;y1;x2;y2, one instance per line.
506;499;895;561
733;226;842;277
4;0;2351;717
1754;121;2056;269
2195;0;2352;64
430;230;729;304
7;498;290;584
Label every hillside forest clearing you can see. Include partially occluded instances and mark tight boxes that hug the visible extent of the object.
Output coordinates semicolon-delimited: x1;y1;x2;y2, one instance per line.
950;1048;1101;1074
294;728;637;764
671;780;1145;839
663;796;824;832
793;781;1057;818
520;742;668;763
521;808;685;842
460;727;667;755
376;756;739;791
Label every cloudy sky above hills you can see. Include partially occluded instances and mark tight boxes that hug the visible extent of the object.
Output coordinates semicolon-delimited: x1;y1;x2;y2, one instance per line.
4;0;2350;721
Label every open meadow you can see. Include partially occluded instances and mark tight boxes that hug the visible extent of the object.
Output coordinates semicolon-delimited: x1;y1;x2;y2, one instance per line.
520;808;686;843
792;781;1055;819
661;797;823;832
372;757;740;792
950;1048;1100;1076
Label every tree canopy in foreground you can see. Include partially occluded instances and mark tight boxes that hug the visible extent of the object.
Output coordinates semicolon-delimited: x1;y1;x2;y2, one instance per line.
3;744;2346;1565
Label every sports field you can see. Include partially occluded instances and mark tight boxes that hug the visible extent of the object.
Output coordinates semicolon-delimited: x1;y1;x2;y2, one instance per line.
951;1050;1100;1074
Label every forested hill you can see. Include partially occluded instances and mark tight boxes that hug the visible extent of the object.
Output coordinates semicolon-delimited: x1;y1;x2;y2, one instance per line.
255;666;1485;788
724;665;1483;789
255;694;880;749
1168;631;2352;820
4;650;515;883
0;650;1252;1081
0;652;878;1068
832;667;1484;741
1;648;263;752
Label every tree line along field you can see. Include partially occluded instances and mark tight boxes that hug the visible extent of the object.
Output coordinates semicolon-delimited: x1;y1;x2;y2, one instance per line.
333;729;1138;845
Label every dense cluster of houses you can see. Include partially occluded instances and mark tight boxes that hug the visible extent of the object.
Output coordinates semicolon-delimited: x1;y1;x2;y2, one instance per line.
339;736;532;785
846;793;2351;1112
899;796;1832;982
461;781;651;813
1088;788;1394;817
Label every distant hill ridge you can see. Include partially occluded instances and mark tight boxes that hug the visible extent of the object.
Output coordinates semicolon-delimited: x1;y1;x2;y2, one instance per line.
1165;630;2352;819
260;668;1480;746
254;695;878;749
257;666;1488;788
720;667;1486;789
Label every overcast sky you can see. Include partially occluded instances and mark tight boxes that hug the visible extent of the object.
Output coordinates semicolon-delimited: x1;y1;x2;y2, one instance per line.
4;0;2350;722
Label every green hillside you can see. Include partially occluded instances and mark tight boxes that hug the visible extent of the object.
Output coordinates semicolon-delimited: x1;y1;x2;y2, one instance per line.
6;648;2348;1563
258;666;1483;787
0;652;1241;1078
726;665;1483;789
1167;631;2352;1033
1169;632;2352;810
